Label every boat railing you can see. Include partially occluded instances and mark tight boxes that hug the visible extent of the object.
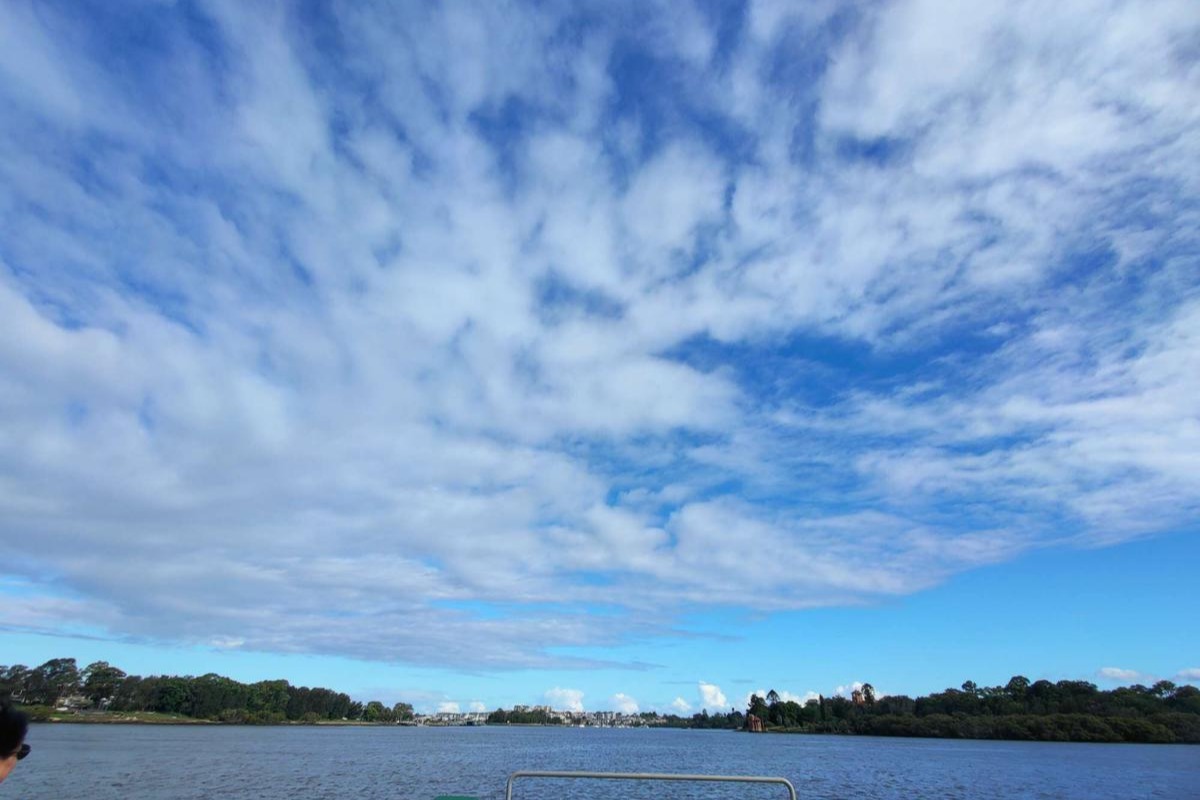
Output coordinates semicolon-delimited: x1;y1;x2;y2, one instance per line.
504;770;798;800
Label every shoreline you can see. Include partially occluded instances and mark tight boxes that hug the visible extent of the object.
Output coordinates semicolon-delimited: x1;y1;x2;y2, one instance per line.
28;716;1197;743
29;712;401;726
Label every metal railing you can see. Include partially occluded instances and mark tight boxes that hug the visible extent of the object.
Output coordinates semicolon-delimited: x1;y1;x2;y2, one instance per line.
505;771;797;800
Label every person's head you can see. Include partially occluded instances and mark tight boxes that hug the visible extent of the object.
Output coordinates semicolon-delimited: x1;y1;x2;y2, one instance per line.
0;703;29;784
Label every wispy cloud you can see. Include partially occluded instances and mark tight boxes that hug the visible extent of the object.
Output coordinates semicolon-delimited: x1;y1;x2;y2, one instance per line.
0;0;1195;670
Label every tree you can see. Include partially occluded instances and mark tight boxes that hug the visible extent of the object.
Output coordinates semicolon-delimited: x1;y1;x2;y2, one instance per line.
1005;676;1030;700
746;694;769;722
35;658;81;706
1151;681;1177;699
392;702;414;721
766;689;781;705
961;681;979;696
0;665;30;703
82;661;127;708
248;680;290;716
861;683;876;706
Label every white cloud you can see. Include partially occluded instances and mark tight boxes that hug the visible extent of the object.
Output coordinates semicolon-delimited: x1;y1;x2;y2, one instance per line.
0;0;1195;673
1097;667;1145;683
670;696;692;714
698;682;727;710
609;693;639;714
437;702;461;714
545;687;585;712
468;701;486;713
1176;668;1200;683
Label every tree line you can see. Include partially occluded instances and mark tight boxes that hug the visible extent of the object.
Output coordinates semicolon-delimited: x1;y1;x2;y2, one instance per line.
0;658;414;725
740;677;1200;743
485;708;563;725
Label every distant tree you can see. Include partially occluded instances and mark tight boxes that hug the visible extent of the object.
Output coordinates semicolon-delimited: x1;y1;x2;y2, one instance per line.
766;689;781;705
1151;681;1177;699
82;661;127;707
876;694;915;716
38;658;81;706
862;683;876;706
747;694;769;722
248;680;290;716
0;665;30;703
1005;676;1031;700
392;702;414;721
961;681;978;696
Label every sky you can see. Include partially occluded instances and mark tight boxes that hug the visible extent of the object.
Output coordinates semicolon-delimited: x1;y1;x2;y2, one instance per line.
0;0;1197;714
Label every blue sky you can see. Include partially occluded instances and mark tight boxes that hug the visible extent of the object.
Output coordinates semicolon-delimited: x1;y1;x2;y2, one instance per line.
1;0;1197;714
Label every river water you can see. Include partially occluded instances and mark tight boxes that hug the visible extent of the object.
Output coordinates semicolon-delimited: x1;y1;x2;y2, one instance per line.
7;724;1198;799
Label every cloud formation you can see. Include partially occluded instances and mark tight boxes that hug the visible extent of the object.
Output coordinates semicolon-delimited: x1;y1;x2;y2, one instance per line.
545;687;585;713
609;693;639;715
1097;667;1146;682
0;0;1196;670
698;682;728;710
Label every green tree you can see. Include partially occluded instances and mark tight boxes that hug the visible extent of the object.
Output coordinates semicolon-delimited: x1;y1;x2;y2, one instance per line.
82;661;127;708
0;665;30;703
152;677;191;714
1151;681;1177;698
37;658;81;706
746;693;769;722
248;680;290;715
862;683;876;706
1005;676;1031;701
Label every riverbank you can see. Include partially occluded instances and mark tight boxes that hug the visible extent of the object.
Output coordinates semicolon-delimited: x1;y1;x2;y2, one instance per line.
752;711;1200;744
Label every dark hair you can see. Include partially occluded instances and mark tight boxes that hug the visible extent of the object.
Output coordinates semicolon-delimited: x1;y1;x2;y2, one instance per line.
0;703;27;758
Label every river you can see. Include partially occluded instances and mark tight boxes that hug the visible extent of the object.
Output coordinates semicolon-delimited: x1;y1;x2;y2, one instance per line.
7;724;1198;799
